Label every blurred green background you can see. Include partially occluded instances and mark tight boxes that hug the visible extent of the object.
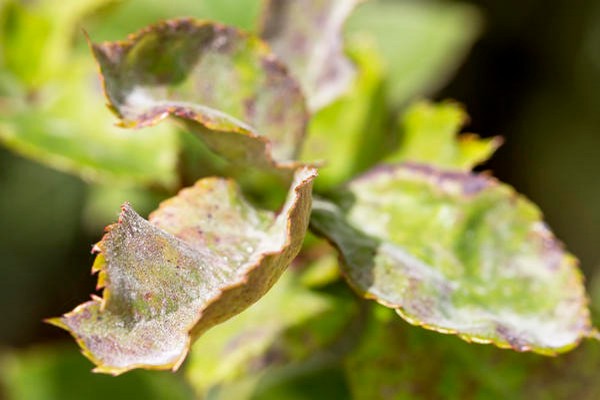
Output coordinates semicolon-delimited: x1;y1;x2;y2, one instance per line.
1;0;599;398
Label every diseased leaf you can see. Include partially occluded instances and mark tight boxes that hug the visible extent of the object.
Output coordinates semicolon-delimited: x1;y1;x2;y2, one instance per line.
347;0;481;105
387;101;502;170
260;0;359;112
49;167;317;375
186;269;356;398
92;18;307;172
311;163;593;354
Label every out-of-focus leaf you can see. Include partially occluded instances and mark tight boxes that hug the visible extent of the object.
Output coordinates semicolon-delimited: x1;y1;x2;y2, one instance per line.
301;35;388;189
347;0;481;106
86;0;262;40
0;0;114;87
49;167;317;375
311;163;592;354
0;57;178;186
0;345;194;400
346;306;600;400
185;269;356;398
386;101;502;170
260;0;359;112
92;19;307;173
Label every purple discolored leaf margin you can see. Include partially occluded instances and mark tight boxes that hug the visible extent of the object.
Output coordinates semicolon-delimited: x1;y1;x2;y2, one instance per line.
48;167;317;375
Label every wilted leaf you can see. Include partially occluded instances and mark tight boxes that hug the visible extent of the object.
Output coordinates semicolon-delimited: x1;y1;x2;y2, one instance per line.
347;0;481;106
49;167;317;375
186;269;356;398
311;163;593;354
260;0;359;112
92;18;307;172
386;101;502;170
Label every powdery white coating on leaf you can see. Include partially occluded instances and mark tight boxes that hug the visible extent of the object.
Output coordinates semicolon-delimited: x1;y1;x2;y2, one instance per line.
50;167;317;375
311;163;592;354
91;18;307;169
260;0;359;112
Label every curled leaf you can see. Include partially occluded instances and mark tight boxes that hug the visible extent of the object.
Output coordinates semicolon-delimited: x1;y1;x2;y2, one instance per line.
387;101;502;170
49;167;317;375
311;163;592;354
260;0;359;112
91;18;307;171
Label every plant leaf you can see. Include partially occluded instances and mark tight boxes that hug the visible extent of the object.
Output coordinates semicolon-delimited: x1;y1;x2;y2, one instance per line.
345;306;600;399
185;269;356;398
347;0;481;106
91;18;307;172
49;167;317;375
300;35;388;189
311;163;592;354
260;0;359;112
386;101;502;170
0;57;178;187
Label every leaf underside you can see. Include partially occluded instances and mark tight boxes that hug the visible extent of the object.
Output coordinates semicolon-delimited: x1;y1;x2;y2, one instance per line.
49;167;317;375
260;0;359;112
311;163;592;354
91;18;307;173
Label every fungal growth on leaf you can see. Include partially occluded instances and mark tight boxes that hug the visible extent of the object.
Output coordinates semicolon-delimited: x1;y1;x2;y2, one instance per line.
49;167;317;375
91;18;307;173
260;0;359;112
311;163;592;354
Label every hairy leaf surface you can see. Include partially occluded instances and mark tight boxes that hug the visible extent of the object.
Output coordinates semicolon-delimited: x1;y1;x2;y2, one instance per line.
49;167;317;375
387;101;501;170
92;18;307;171
260;0;359;112
311;163;592;353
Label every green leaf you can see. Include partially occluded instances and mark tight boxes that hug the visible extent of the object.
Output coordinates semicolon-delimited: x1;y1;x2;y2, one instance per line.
0;0;114;87
0;345;194;400
346;307;600;399
49;167;317;375
185;269;356;398
0;57;178;187
300;35;388;189
92;18;307;172
311;163;593;354
347;0;481;105
260;0;359;112
386;101;502;170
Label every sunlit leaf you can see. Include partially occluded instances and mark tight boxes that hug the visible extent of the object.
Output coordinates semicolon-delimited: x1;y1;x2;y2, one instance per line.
49;167;317;375
0;0;114;87
301;35;388;189
0;57;178;187
347;0;481;105
311;163;592;354
92;18;307;172
260;0;359;112
386;101;502;170
185;269;356;398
